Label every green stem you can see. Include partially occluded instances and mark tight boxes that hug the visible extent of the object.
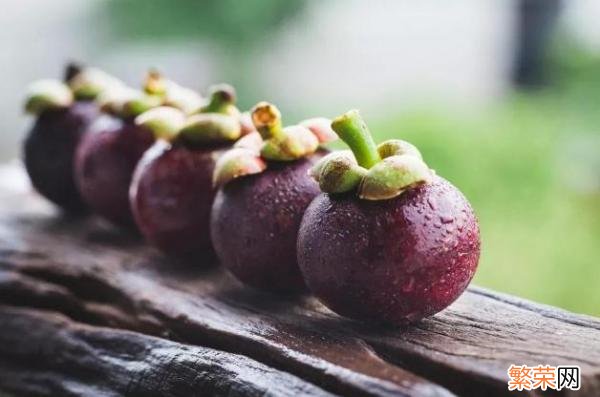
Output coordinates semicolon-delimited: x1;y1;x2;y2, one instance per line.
251;102;284;140
203;84;236;114
144;69;167;96
331;109;381;169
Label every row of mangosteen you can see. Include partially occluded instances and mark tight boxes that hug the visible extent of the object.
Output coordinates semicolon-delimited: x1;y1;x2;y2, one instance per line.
23;63;480;326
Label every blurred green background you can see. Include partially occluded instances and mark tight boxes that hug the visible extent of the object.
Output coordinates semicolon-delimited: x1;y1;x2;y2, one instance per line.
2;0;599;315
371;54;600;316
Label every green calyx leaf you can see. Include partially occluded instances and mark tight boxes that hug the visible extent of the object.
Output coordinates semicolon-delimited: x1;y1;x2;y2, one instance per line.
300;117;338;144
358;155;433;200
213;147;267;187
24;79;73;114
99;85;162;118
163;83;205;115
378;139;422;159
234;131;263;152
179;113;242;144
143;70;205;115
135;106;186;141
122;95;163;118
135;81;244;145
260;125;319;161
310;151;366;194
328;108;433;200
68;68;122;100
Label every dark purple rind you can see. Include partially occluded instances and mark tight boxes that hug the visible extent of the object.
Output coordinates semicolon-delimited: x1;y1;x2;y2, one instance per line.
130;140;229;261
211;157;322;293
297;176;480;325
23;101;98;213
74;115;154;229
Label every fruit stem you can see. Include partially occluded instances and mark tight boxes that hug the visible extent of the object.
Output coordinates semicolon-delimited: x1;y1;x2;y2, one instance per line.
331;110;381;169
64;62;83;83
203;84;236;114
251;102;284;140
144;69;167;96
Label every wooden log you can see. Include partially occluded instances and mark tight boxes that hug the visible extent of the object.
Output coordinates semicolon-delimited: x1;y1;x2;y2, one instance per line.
0;306;335;397
0;164;599;396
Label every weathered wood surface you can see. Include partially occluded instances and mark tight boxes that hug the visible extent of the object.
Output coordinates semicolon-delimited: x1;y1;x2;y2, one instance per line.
0;306;335;397
1;164;599;397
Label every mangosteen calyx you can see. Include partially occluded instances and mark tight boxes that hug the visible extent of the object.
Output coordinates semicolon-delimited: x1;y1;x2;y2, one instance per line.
212;101;338;187
198;84;239;116
24;80;74;115
101;71;207;121
143;70;204;115
135;82;246;146
68;67;123;101
311;109;434;200
99;84;163;120
24;65;121;115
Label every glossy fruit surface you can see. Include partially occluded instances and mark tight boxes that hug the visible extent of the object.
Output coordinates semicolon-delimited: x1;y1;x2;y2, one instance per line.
23;101;98;213
131;140;228;260
297;176;480;325
211;157;321;293
75;115;154;228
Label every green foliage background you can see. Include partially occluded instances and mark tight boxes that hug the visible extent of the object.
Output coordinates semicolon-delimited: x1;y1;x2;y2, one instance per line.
368;60;600;315
105;0;306;46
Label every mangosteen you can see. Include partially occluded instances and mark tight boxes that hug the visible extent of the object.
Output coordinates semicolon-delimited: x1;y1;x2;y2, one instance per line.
297;110;480;325
210;102;337;293
22;64;118;213
74;72;204;229
130;84;246;260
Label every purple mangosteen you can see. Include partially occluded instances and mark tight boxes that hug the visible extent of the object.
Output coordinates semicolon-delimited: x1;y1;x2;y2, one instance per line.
297;110;481;325
74;73;203;229
210;102;336;293
22;64;117;213
75;113;155;228
130;85;246;260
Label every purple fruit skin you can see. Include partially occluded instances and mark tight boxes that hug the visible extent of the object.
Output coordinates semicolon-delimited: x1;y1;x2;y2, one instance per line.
130;140;229;261
23;101;98;213
74;115;154;228
297;176;480;325
210;157;323;293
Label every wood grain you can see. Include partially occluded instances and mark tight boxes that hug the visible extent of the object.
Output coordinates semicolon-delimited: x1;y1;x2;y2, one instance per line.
0;306;337;397
0;164;599;397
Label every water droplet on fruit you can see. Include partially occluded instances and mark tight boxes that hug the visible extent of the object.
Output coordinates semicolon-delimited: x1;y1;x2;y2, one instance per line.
440;214;453;224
